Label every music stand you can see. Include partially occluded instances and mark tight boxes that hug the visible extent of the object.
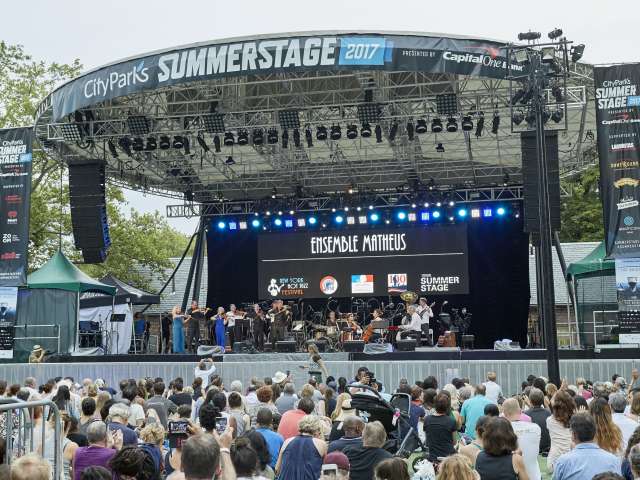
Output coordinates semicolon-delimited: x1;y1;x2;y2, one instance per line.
108;313;126;354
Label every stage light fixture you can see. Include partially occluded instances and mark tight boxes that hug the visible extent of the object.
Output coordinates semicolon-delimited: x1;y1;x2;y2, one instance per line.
118;137;133;156
388;122;399;141
344;206;350;212
271;187;277;199
196;133;209;152
357;216;367;224
284;219;294;228
316;125;328;141
132;137;144;152
297;218;306;227
496;207;506;216
411;203;417;209
424;202;430;208
436;93;458;116
335;215;344;224
542;110;551;124
330;125;342;141
551;85;565;103
525;110;537;126
436;143;445;153
127;115;150;135
287;210;294;215
461;115;473;132
347;216;355;225
360;123;372;138
432;211;441;219
346;124;358;140
202;113;226;133
396;211;407;221
491;114;500;134
457;208;467;218
265;211;271;216
217;221;226;230
471;208;480;218
483;208;493;217
436;201;442;207
213;134;222;153
237;129;249;146
503;172;510;186
375;124;383;143
571;44;585;62
369;212;380;222
293;128;301;148
551;109;564;123
239;221;247;230
225;156;235;165
183;137;191;155
251;219;261;228
308;216;317;225
368;205;374;210
415;119;428;134
420;211;430;222
281;129;289;149
158;135;171;150
172;136;184;149
274;218;283;227
356;206;362;212
431;118;443;133
278;210;283;216
548;28;563;40
475;115;484;137
267;128;279;145
408;212;417;222
60;123;84;142
446;118;458;133
406;121;415;141
305;126;313;147
223;132;234;147
331;208;336;213
228;222;237;231
252;128;264;146
278;109;300;129
511;89;526;105
518;31;541;41
448;200;455;207
512;111;525;126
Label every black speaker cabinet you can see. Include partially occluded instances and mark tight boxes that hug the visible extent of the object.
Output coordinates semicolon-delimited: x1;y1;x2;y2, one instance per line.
396;339;416;351
305;340;327;352
276;341;297;353
232;341;253;354
343;340;365;352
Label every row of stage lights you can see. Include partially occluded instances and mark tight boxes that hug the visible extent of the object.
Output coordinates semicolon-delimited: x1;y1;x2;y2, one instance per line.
214;205;514;231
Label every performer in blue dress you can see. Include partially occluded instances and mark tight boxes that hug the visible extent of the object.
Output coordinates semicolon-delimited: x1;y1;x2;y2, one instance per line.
214;307;227;348
171;306;185;353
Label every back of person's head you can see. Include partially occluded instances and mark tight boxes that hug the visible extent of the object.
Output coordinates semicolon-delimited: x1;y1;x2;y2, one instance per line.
100;399;116;421
79;466;112;480
482;417;518;456
502;397;521;419
140;423;165;446
211;391;227;412
173;379;184;392
483;403;499;417
422;388;437;408
422;376;438;390
298;415;322;436
230;436;259;477
153;382;165;396
10;454;51;480
486;372;497;382
256;408;273;428
591;474;625;480
298;397;315;414
434;392;451;415
475;415;490;439
629;443;640;478
436;454;476;480
474;384;486;396
82;397;96;416
362;420;386;448
229;380;242;393
609;393;627;414
342;415;365;437
228;391;242;409
551;390;576;428
87;420;108;445
256;385;273;404
122;385;137;402
177;404;192;419
528;387;544;408
109;445;155;480
374;457;409;480
199;403;219;432
108;403;130;422
181;434;220;480
532;377;546;392
569;412;596;443
244;430;271;471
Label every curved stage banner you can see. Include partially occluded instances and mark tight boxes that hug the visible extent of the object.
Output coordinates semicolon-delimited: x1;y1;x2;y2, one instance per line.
0;127;32;286
48;33;524;121
258;224;469;299
595;64;640;258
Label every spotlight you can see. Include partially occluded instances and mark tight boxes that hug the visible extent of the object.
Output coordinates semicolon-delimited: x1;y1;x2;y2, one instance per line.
415;119;428;134
274;218;283;227
266;210;271;216
370;212;380;222
512;111;525;126
237;130;249;146
213;134;221;153
225;155;235;165
361;123;372;138
316;125;328;141
521;88;534;105
457;208;467;217
548;28;563;40
496;207;506;216
118;137;133;156
406;121;415;141
503;172;510;186
525;110;537;126
389;122;398;141
107;139;119;158
511;89;526;105
297;218;306;227
347;183;356;195
284;219;294;228
251;219;261;228
239;221;247;230
375;124;383;143
267;128;279;145
471;208;480;218
396;211;407;221
517;31;541;41
271;188;277;199
305;126;313;147
551;109;564;123
436;143;445;153
346;124;358;140
252;128;264;146
461;115;473;132
483;208;493;217
542;110;551;124
330;125;342;141
420;211;429;222
172;136;184;149
228;221;237;231
475;115;484;137
358;216;367;224
132;137;144;152
552;85;565;103
217;221;226;230
446;117;458;133
571;44;585;62
60;123;84;142
223;132;235;147
281;129;289;149
431;118;443;133
289;210;294;215
293;128;301;148
448;200;455;207
308;216;317;225
491;114;500;134
432;211;441;219
335;215;344;224
196;133;209;152
159;135;171;150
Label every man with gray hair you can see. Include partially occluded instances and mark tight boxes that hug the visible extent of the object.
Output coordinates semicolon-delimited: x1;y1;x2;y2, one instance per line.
107;403;138;445
71;421;118;480
610;392;637;450
275;382;297;414
23;377;38;397
180;432;236;480
329;415;365;453
342;421;392;480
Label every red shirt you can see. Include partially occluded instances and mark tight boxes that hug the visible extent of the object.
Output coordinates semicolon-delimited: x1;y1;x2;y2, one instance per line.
277;409;306;440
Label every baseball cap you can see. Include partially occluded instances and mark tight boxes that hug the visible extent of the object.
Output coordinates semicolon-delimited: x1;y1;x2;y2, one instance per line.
324;451;350;471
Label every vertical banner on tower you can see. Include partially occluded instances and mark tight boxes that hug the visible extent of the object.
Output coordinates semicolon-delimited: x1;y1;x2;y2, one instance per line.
0;127;33;286
615;258;640;343
595;64;640;257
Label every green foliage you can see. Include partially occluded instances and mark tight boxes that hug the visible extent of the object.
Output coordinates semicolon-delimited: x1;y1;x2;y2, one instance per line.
0;42;190;290
559;163;604;242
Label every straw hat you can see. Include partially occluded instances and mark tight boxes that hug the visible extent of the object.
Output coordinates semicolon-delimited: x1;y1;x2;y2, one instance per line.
272;371;288;384
333;398;355;422
32;345;43;352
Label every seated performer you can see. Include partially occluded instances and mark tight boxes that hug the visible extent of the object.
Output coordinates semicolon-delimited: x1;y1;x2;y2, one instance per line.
396;305;425;342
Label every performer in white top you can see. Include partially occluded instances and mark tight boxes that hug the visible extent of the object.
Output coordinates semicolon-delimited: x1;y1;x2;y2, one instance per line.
417;297;434;320
225;304;244;348
396;305;425;341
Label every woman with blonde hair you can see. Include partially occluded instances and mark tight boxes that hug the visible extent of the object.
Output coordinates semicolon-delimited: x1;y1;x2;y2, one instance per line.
276;415;327;480
590;397;623;455
95;391;111;417
171;305;186;353
437;454;478;480
442;384;460;411
330;393;352;422
300;383;325;416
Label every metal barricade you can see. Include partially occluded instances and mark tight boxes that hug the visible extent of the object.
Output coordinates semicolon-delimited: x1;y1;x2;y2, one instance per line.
1;399;61;480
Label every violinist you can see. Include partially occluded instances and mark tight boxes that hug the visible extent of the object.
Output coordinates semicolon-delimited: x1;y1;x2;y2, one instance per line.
268;299;289;350
213;306;227;348
251;304;266;352
185;300;204;353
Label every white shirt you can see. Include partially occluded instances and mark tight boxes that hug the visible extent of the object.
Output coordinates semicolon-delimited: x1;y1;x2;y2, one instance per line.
402;313;424;332
613;412;638;452
129;402;146;426
511;419;542;480
483;381;502;404
194;362;217;387
417;304;434;319
226;311;237;327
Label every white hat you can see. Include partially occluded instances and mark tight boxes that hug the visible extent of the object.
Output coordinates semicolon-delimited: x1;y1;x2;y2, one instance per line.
272;371;288;384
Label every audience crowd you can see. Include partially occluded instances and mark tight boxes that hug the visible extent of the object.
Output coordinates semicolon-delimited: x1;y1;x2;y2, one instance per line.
2;363;640;480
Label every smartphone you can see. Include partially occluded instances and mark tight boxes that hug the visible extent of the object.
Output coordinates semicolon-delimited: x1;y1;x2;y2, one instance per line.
167;420;189;448
321;464;338;478
215;416;228;434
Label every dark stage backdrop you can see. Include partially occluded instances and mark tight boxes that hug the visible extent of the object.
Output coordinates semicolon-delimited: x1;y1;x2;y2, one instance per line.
206;216;529;348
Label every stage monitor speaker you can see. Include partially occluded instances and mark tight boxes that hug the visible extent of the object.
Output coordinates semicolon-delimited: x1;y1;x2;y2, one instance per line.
68;162;111;263
462;335;475;350
197;345;225;356
232;341;253;354
306;340;326;352
276;341;296;353
521;130;561;234
343;340;365;352
396;339;416;351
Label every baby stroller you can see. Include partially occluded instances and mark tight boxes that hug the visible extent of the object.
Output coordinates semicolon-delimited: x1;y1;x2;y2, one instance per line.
350;384;429;469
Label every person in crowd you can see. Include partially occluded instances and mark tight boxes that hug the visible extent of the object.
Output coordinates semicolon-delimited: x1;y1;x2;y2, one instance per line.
194;358;217;389
161;311;172;354
611;393;638;451
10;454;51;480
435;454;477;480
424;392;457;461
422;388;437;416
591;397;624;456
373;457;410;480
329;415;364;453
67;416;88;447
228;392;250;437
145;381;176;428
122;385;145;428
553;413;621;480
524;387;551;456
341;421;392;480
322;451;350;480
620;426;640;480
230;436;268;480
397;384;425;431
171;306;186;354
52;385;78;419
626;392;640;423
168;379;192;407
179;432;235;480
72;421;121;480
460;384;492;439
255;408;284;471
483;372;503;404
628;443;640;480
249;386;279;427
139;423;165;476
199;403;221;435
502;397;541;480
275;382;297;414
277;397;315;440
324;387;337;419
109;445;157;480
576;377;592;400
337;377;348;395
547;390;576;471
243;430;275;479
276;415;327;480
442;384;460;411
329;397;356;441
79;466;112;480
106;403;138;446
475;417;529;480
459;415;489;468
79;397;98;435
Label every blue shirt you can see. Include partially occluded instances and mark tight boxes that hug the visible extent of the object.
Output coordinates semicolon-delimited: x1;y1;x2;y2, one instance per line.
553;443;621;480
107;422;138;446
460;395;492;438
256;427;284;469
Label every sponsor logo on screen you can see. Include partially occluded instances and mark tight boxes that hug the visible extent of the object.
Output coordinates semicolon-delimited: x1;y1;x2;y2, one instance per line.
6;211;17;225
4;195;20;204
267;276;309;297
320;276;339;295
387;273;408;294
420;273;461;292
351;274;374;294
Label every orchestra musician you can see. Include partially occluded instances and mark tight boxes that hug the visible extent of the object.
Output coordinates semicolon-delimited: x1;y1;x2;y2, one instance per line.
213;306;227;348
326;311;338;327
251;303;266;352
268;299;290;349
343;313;362;341
362;308;384;344
417;297;434;321
204;307;215;343
226;304;245;347
396;304;425;342
185;300;205;353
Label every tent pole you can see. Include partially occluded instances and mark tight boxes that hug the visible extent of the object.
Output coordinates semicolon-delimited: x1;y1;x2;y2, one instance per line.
131;302;136;355
75;293;80;353
182;220;203;313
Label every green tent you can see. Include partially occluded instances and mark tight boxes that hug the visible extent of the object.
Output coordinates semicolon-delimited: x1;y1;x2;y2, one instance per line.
566;242;615;280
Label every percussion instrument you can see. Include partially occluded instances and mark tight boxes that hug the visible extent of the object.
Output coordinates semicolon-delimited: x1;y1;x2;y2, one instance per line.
400;291;418;304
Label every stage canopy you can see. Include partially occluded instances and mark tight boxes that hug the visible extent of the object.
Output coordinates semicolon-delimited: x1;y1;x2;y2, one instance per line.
566;242;615;280
80;274;160;308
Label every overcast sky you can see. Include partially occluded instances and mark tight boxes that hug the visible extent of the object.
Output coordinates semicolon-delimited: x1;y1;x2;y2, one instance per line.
4;0;639;233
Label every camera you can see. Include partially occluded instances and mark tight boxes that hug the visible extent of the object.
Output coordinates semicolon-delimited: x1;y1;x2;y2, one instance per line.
215;416;228;434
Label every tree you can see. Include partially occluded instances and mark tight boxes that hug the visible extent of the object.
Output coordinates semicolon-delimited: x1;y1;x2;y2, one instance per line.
559;162;604;243
0;41;190;289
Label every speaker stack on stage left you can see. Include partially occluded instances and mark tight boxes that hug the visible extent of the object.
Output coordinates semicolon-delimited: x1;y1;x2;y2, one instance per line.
68;161;111;263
